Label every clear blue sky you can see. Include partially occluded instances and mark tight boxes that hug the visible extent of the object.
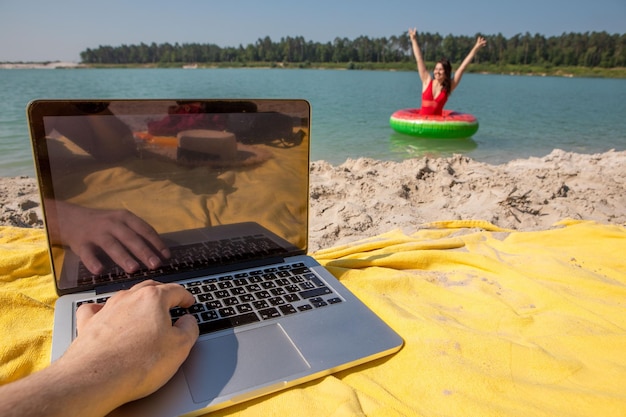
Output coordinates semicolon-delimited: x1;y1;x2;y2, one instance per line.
1;0;624;62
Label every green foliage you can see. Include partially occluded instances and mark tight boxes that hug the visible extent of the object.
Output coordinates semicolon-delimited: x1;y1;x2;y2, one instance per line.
79;32;626;75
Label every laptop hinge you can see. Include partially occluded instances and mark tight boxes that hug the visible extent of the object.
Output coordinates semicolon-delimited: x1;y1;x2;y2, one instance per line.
94;256;287;295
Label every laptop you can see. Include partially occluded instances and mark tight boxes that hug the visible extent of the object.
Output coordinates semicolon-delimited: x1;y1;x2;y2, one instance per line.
27;99;403;417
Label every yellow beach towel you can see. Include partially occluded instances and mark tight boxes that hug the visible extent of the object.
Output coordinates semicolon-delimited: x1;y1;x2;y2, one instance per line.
0;227;55;383
1;220;625;416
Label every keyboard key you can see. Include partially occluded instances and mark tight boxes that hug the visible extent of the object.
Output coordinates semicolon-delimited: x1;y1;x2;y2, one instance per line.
224;297;239;306
269;297;285;306
290;276;305;284
285;285;300;293
205;300;223;309
215;290;230;298
279;304;298;315
197;312;260;334
239;294;255;303
198;293;214;302
300;286;333;299
310;297;328;308
236;304;253;313
270;288;286;296
253;300;269;309
284;294;300;303
255;290;271;299
200;310;219;322
263;273;277;281
188;303;206;314
219;307;237;317
228;288;244;297
299;282;315;290
310;276;326;287
259;307;281;320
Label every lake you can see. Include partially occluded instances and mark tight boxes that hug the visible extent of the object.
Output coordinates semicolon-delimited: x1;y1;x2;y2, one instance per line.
1;68;625;177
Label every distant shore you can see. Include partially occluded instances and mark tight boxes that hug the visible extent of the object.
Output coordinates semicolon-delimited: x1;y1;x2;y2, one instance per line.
0;62;83;70
2;149;625;252
1;61;624;79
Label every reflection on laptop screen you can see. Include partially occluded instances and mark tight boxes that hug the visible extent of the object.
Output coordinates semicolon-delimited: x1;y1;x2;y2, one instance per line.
28;99;311;293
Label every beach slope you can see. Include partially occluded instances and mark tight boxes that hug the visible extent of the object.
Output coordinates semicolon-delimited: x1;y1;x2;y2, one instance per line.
1;149;624;251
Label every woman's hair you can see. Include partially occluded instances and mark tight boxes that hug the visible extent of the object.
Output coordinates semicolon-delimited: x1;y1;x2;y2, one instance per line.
438;58;452;93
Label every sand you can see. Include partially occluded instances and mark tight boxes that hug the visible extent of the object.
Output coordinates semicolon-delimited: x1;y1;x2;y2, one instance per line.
1;149;625;252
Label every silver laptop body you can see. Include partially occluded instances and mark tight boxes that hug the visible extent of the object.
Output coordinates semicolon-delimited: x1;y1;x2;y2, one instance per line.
27;99;403;417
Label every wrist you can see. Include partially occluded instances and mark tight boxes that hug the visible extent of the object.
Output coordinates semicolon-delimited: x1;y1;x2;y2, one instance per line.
52;347;138;416
0;358;122;417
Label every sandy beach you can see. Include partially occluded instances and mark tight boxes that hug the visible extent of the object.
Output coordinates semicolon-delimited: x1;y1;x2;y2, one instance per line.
1;149;625;252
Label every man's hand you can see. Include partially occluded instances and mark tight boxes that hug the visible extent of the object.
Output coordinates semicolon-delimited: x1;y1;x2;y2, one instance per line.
0;281;199;417
68;280;199;404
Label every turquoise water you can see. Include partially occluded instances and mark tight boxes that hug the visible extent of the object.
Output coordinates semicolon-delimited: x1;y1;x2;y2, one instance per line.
1;68;625;176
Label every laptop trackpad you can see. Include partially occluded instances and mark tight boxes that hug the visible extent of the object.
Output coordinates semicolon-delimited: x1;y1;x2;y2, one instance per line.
182;324;310;403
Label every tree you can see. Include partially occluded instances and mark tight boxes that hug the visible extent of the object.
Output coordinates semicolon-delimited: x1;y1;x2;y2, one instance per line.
78;31;626;70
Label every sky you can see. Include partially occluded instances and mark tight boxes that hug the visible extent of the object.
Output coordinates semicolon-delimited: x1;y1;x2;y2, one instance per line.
1;0;624;62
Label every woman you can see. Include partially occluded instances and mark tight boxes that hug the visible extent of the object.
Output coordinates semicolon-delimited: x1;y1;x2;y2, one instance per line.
409;28;487;115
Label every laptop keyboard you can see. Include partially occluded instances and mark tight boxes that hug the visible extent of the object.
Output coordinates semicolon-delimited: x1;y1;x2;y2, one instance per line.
75;262;343;335
77;234;288;287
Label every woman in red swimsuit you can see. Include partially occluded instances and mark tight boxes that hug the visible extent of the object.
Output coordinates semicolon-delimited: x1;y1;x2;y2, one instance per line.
409;27;487;116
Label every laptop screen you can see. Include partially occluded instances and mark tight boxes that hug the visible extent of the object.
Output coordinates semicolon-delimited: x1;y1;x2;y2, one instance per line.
27;99;311;294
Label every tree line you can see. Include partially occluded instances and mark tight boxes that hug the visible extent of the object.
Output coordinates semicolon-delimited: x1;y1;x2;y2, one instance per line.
80;31;626;68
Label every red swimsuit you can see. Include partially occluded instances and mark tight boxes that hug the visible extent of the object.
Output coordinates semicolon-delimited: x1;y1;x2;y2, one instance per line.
420;79;448;116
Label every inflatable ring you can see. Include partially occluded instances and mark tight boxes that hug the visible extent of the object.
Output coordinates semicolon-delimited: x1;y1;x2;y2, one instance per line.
390;108;479;139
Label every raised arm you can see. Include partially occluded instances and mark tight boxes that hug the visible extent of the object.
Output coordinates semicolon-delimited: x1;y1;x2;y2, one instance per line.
451;36;487;92
409;28;431;87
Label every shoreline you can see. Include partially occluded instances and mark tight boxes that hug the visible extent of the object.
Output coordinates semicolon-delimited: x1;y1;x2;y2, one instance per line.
0;62;82;70
1;149;625;251
1;62;624;79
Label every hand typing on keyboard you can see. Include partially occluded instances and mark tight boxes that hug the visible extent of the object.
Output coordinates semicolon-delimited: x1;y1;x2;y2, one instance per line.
47;200;171;275
0;280;199;417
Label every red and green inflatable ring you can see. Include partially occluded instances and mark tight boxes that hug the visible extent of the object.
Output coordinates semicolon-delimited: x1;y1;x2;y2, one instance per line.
390;108;479;139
